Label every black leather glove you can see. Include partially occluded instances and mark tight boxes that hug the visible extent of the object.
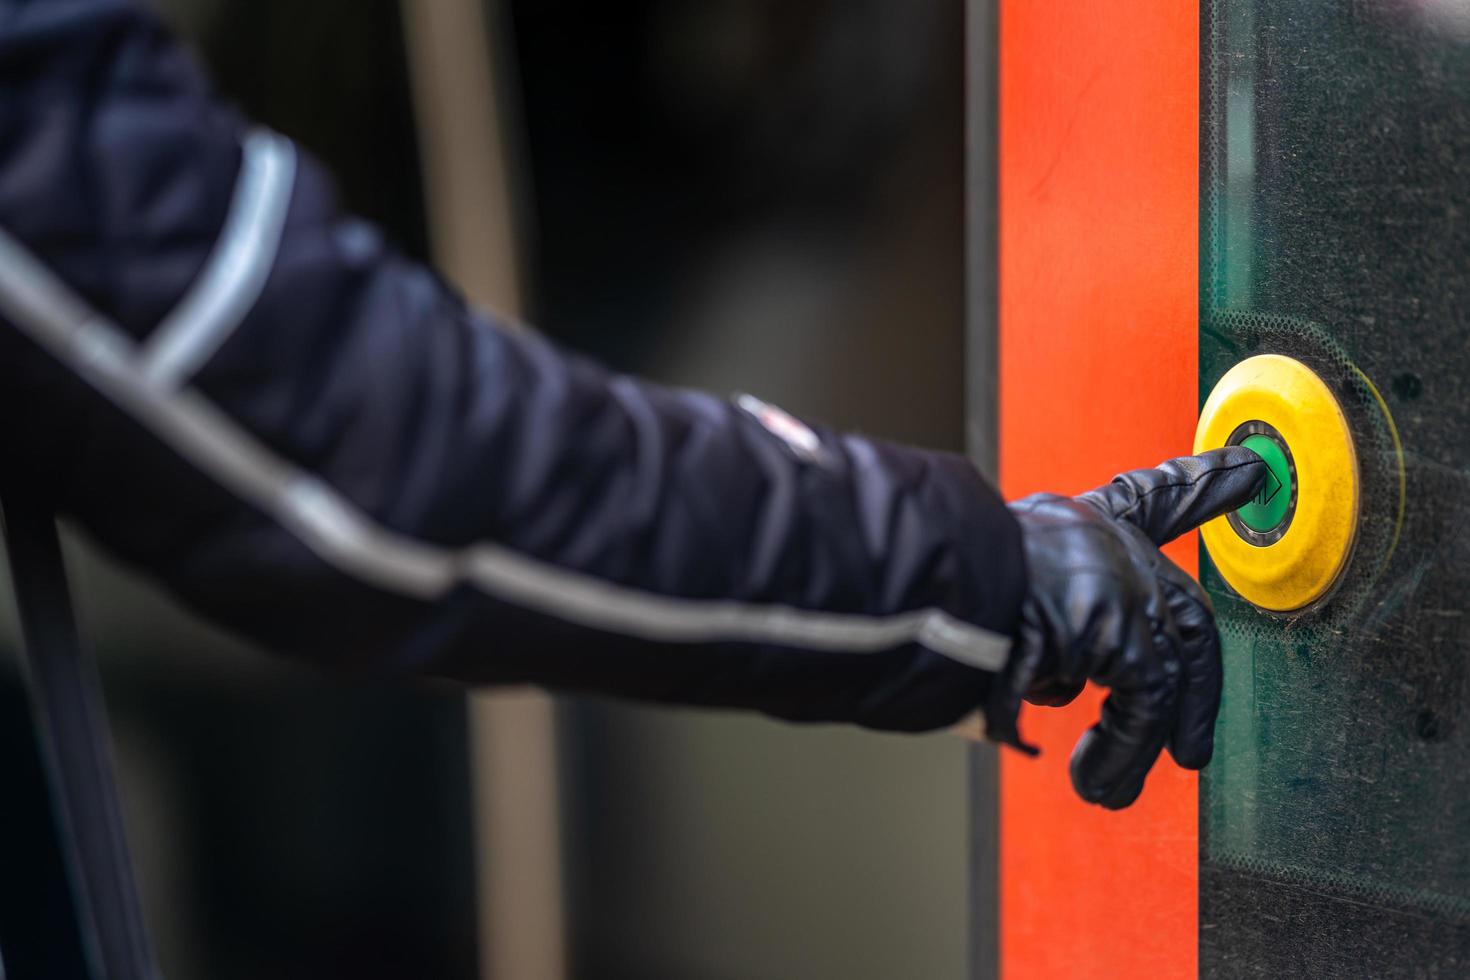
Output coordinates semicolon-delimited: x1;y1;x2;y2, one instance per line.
1007;447;1266;809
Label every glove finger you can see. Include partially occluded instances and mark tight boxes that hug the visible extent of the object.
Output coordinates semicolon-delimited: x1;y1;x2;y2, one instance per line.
1156;562;1223;770
1013;568;1089;708
1077;446;1268;547
1068;603;1182;809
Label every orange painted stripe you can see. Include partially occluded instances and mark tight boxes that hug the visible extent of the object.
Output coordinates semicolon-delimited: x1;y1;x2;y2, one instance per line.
998;3;1200;979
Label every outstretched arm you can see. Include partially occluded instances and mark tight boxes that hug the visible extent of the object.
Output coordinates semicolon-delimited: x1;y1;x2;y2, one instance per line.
0;0;1028;736
0;1;1266;806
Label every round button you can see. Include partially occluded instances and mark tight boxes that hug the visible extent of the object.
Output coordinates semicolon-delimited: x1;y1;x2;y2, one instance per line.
1231;430;1294;537
1194;354;1359;612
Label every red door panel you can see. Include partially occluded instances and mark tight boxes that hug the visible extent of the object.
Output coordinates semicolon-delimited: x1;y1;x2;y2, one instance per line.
997;3;1200;977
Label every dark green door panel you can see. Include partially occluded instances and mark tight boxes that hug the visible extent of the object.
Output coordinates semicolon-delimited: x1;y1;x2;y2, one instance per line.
1200;0;1470;973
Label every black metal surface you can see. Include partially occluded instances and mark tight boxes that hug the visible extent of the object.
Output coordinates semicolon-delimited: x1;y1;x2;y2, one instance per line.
1200;0;1470;973
966;1;1000;977
1;488;157;980
1201;863;1470;978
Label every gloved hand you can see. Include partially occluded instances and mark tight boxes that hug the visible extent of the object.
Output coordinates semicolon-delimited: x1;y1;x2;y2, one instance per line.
1007;447;1266;809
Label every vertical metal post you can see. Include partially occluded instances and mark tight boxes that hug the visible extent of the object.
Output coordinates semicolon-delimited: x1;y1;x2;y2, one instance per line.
965;1;1001;978
398;2;566;977
0;488;157;980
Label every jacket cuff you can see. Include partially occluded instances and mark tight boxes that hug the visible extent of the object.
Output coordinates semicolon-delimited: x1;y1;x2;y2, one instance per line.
916;449;1035;747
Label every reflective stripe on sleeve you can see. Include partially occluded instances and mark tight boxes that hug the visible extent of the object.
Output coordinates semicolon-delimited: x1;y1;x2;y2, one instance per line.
0;223;1011;670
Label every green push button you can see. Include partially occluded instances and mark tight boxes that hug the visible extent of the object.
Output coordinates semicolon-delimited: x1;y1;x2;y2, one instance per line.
1237;433;1293;533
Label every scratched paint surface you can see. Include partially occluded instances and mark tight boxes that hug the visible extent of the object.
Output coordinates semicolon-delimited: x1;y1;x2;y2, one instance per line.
998;3;1198;978
1200;0;1470;973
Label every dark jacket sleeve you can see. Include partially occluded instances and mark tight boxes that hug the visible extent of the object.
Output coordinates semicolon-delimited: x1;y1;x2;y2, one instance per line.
0;0;1029;736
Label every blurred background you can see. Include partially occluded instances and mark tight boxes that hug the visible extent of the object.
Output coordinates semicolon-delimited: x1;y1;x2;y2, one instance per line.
0;0;974;977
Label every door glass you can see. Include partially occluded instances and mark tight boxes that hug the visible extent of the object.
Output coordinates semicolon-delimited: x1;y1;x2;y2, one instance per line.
1201;0;1470;970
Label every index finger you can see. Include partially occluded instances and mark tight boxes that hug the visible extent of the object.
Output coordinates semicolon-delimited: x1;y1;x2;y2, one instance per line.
1078;447;1267;547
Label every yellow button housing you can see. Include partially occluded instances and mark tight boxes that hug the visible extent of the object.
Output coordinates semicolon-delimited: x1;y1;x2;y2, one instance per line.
1194;354;1359;612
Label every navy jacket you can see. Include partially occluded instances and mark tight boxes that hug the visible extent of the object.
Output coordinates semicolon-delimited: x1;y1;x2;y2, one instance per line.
0;0;1029;738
